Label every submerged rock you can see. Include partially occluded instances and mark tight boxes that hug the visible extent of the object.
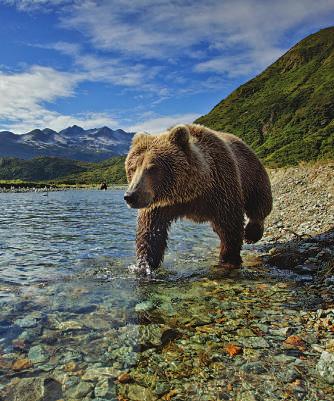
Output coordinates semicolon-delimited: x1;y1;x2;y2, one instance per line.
14;317;38;328
27;345;49;364
66;381;93;399
82;366;121;381
5;377;62;401
94;378;117;398
125;383;156;401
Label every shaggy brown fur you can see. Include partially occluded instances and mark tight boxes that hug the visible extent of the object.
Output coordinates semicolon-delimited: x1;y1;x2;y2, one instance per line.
125;124;272;270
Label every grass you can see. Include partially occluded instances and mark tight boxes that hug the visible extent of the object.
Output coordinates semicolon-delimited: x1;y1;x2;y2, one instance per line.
195;27;334;166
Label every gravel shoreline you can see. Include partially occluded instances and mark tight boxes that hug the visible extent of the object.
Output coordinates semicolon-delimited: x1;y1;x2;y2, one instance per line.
265;162;333;241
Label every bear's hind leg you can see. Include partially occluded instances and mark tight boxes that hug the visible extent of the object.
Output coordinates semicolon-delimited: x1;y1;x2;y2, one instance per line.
244;185;272;243
212;218;243;269
244;219;264;244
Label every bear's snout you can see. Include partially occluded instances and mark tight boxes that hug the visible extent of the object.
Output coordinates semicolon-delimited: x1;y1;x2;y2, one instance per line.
124;189;152;208
124;191;138;205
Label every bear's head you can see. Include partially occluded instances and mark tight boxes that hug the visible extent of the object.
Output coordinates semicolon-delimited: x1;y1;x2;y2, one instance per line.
124;125;202;209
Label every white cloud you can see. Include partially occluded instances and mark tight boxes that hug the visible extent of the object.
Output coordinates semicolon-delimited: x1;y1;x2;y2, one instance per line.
127;113;200;133
5;0;334;79
57;0;334;73
3;0;70;11
2;0;334;133
39;41;162;89
195;48;285;76
0;66;120;132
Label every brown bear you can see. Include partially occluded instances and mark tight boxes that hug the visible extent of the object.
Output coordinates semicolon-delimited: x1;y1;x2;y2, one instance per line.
124;124;272;271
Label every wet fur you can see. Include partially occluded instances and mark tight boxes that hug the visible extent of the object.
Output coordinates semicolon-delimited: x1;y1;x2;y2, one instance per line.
125;124;272;270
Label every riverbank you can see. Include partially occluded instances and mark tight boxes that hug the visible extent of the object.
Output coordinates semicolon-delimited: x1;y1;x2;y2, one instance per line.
260;162;333;285
0;182;127;193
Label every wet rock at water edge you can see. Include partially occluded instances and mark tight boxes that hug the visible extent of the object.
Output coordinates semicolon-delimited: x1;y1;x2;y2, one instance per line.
4;377;62;401
94;378;117;398
124;383;156;401
66;380;94;399
56;319;84;331
134;300;155;312
82;366;122;380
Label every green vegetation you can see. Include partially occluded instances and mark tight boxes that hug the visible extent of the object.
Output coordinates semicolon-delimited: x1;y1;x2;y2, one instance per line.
0;157;88;181
0;156;127;186
52;156;126;185
196;27;334;166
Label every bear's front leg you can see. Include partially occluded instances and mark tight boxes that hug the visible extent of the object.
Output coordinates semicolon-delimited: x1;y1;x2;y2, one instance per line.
212;214;243;268
136;208;171;271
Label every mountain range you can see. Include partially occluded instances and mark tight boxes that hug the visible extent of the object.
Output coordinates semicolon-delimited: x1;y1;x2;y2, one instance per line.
0;125;133;162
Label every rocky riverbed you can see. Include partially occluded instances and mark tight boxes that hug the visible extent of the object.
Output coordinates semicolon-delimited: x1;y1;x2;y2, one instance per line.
0;162;333;401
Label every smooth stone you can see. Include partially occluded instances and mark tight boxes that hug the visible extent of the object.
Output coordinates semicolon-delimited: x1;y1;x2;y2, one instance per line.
6;377;62;401
14;317;37;328
81;315;110;330
66;381;93;399
134;300;155;312
82;367;121;380
94;378;116;398
237;328;255;337
126;384;156;401
273;354;296;363
57;320;83;331
18;327;41;342
269;327;292;336
238;337;270;348
316;351;334;384
28;345;49;364
240;362;267;374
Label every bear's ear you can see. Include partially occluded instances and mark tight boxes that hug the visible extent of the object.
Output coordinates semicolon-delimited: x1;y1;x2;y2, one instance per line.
169;125;190;149
132;132;150;147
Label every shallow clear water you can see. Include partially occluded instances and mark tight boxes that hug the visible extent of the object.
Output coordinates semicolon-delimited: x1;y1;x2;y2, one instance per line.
0;190;218;286
0;190;332;401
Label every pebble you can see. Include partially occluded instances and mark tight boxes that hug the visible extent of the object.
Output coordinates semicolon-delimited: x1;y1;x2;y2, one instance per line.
240;362;267;374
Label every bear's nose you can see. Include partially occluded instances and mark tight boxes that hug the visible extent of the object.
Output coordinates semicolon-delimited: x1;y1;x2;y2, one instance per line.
124;191;138;204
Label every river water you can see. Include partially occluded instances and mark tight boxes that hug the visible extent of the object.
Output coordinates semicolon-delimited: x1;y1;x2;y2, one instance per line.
0;190;332;400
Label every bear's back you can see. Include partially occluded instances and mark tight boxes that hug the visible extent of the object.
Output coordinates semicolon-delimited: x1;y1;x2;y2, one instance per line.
187;124;271;210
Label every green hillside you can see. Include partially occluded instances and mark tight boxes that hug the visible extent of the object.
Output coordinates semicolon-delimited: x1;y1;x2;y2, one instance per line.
53;156;126;185
0;156;126;185
196;27;334;166
0;157;88;181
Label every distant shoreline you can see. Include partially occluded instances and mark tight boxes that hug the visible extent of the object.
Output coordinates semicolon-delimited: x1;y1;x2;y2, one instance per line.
0;182;127;193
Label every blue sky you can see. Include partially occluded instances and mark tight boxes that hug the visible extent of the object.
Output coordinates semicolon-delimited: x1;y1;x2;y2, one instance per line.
0;0;334;134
